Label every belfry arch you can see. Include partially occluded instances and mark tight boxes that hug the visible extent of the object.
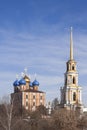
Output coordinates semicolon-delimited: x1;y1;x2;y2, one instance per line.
73;92;76;101
73;77;76;84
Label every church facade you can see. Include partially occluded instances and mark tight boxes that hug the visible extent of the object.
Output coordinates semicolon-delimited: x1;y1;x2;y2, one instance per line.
60;28;83;110
11;72;45;111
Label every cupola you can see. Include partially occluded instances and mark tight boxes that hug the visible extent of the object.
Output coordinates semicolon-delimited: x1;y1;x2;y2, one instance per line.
19;78;26;85
32;79;39;86
13;79;19;87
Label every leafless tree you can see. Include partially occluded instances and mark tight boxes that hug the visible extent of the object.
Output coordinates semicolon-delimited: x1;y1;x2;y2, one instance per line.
51;98;59;111
77;115;87;130
0;95;23;130
51;109;79;130
1;95;87;130
37;105;47;115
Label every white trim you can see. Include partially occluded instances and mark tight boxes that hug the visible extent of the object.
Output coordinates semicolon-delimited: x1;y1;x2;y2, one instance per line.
26;99;28;102
33;99;35;102
66;90;68;104
26;106;28;110
33;93;35;95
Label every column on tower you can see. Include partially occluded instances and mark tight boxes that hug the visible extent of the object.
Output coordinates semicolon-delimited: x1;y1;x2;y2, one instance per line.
71;90;72;103
69;89;72;104
66;88;69;104
79;90;82;104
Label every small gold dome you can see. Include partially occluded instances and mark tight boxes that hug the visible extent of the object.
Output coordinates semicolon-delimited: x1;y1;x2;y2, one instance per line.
23;75;30;82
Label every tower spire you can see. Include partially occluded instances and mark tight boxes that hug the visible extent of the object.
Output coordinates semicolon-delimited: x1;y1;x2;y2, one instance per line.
70;27;73;60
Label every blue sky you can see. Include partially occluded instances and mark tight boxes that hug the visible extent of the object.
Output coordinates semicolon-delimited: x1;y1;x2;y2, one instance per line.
0;0;87;105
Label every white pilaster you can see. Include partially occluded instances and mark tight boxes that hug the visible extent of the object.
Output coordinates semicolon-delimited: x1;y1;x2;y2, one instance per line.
80;90;82;103
66;89;68;104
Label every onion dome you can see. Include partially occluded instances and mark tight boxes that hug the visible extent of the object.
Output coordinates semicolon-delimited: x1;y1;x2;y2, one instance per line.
29;82;33;87
19;78;26;85
32;79;39;86
13;80;19;87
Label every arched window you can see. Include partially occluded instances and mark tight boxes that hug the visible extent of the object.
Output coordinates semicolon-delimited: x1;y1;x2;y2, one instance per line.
15;87;18;92
73;92;76;101
67;64;68;71
65;77;67;85
73;77;76;84
72;65;75;70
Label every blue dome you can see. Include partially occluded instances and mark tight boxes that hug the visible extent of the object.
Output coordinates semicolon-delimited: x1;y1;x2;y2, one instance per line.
29;82;33;87
32;79;39;86
13;80;19;87
19;78;26;85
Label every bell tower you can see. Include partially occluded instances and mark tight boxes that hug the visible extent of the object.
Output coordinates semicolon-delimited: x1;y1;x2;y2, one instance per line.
60;27;82;109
